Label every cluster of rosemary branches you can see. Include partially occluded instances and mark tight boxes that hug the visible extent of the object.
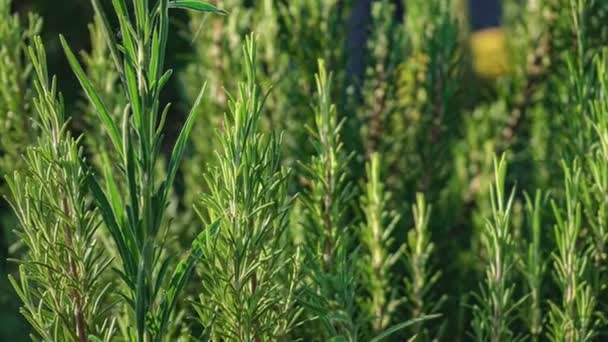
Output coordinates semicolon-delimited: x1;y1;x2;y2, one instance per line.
1;0;608;341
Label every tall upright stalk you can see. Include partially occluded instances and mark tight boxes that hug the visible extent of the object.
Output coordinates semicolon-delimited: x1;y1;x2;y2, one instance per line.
300;60;358;340
404;193;445;340
579;52;608;306
548;162;598;342
471;155;520;342
522;190;546;341
358;152;400;334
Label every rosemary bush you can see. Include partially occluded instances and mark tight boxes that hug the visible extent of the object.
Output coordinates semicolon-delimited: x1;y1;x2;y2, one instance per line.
403;193;445;340
193;36;301;340
8;37;116;342
471;155;520;342
358;153;401;334
298;60;359;340
2;0;608;341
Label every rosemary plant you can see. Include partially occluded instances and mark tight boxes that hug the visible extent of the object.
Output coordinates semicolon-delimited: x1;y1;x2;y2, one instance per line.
299;60;359;340
471;155;521;342
60;0;224;340
5;0;608;340
192;36;301;341
403;193;445;340
358;152;401;334
582;55;608;302
548;162;598;342
6;37;115;342
521;190;546;341
546;5;606;339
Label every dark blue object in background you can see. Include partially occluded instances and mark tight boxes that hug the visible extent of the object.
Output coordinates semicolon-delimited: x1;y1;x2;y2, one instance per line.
469;0;502;30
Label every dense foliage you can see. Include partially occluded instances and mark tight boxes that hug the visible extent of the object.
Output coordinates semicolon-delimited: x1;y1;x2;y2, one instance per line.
1;0;608;341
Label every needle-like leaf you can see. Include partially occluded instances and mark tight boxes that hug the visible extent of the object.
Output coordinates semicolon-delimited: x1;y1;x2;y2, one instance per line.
168;0;226;14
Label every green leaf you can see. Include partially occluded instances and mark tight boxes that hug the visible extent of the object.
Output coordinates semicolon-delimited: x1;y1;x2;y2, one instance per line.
168;1;226;14
369;315;441;342
85;167;135;279
192;220;220;258
123;58;142;127
153;256;173;299
112;0;138;58
101;153;124;225
60;35;123;156
163;82;206;202
149;29;161;81
158;258;193;334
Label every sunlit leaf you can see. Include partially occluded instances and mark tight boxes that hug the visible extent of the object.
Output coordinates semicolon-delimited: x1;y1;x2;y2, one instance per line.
168;0;226;14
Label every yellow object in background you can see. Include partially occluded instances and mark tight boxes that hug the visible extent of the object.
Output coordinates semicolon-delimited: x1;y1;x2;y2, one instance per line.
470;28;510;79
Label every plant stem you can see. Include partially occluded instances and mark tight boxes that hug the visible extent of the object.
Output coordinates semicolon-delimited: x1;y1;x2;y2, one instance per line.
62;197;88;342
